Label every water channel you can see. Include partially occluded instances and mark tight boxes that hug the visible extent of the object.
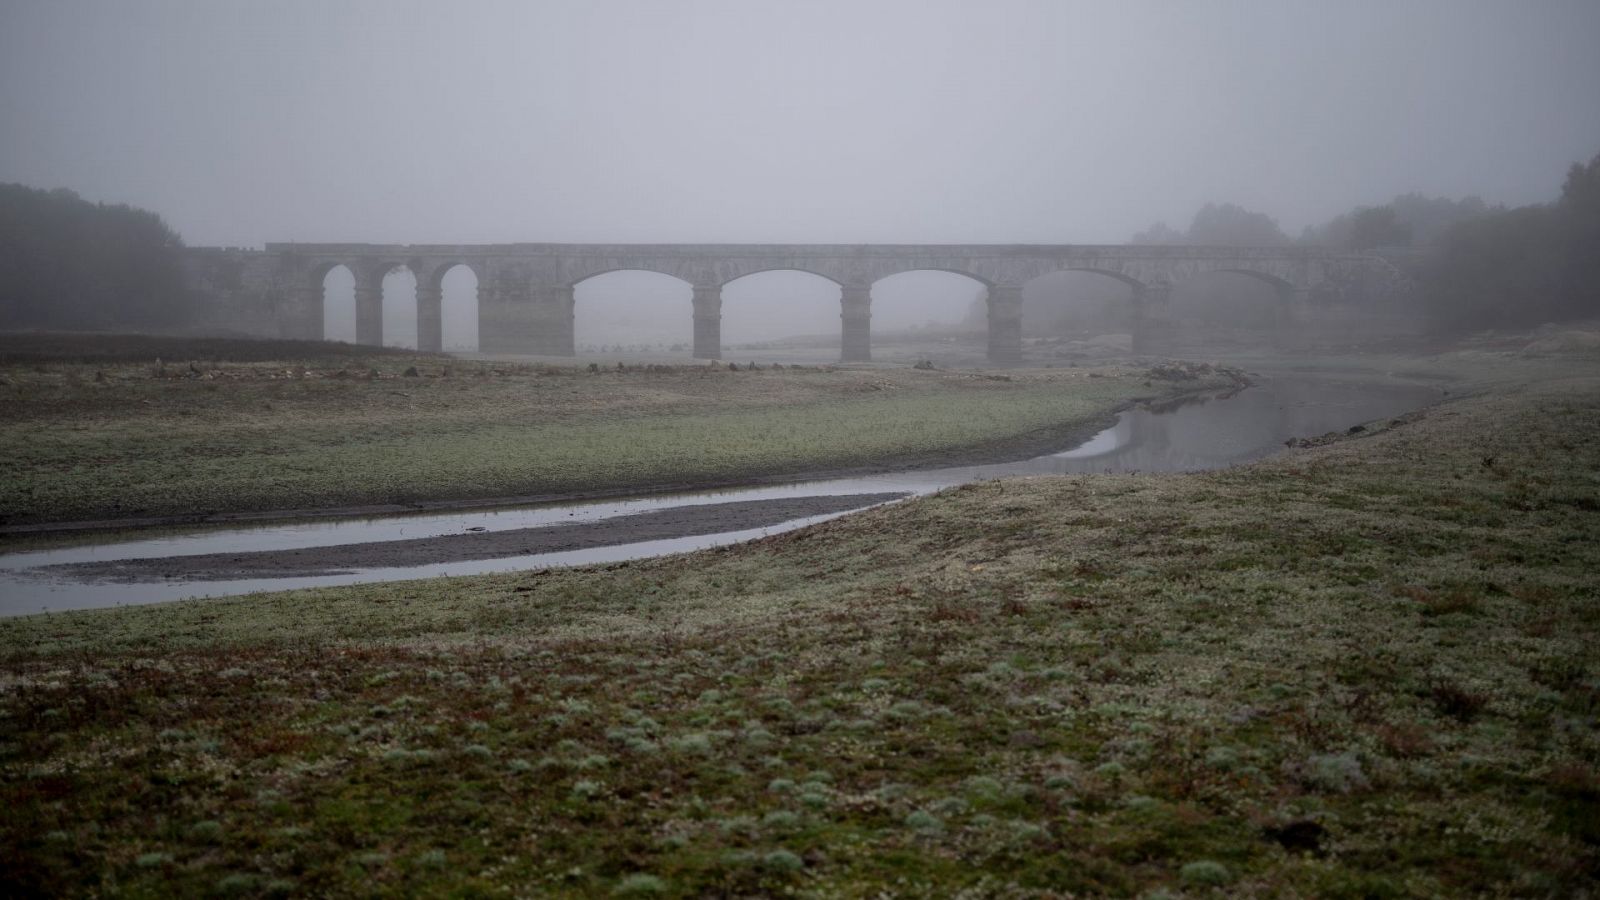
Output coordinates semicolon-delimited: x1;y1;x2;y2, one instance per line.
0;374;1443;616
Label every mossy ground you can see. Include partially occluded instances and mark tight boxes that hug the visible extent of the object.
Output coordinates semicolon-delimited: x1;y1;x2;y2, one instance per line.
1;348;1597;896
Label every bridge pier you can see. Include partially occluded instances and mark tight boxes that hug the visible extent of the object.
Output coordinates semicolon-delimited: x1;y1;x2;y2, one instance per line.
353;268;384;347
840;285;871;362
1277;286;1314;349
986;284;1023;365
282;284;322;341
1131;284;1174;355
692;285;722;359
537;285;576;355
478;278;536;355
415;279;443;353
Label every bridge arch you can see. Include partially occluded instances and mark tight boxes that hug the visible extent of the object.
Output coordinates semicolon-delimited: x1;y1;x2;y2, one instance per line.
418;260;484;293
347;258;410;287
317;263;355;343
566;266;695;290
871;266;994;289
1043;266;1149;291
1202;267;1297;294
572;269;695;356
1019;269;1147;356
305;259;348;290
1166;269;1297;353
312;258;410;347
864;269;993;364
718;267;841;289
421;262;481;352
720;269;843;360
378;263;418;348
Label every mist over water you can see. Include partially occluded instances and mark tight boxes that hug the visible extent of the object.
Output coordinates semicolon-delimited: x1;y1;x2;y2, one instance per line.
0;373;1439;615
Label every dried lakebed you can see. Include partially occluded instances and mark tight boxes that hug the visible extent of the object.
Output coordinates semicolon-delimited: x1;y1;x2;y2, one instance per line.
0;373;1442;615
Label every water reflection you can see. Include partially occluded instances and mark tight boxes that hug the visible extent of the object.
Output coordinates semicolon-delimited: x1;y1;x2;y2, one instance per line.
0;374;1440;615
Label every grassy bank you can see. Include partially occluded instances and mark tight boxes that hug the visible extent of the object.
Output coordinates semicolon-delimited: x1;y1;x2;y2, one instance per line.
0;335;1204;528
2;349;1597;896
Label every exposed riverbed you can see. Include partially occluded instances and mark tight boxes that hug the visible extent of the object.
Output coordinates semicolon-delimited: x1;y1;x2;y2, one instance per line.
0;374;1442;615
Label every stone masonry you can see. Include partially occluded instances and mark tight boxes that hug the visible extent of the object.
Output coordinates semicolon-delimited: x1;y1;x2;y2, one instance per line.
183;243;1412;363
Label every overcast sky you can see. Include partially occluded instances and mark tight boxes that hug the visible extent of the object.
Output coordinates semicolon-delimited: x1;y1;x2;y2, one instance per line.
3;0;1598;248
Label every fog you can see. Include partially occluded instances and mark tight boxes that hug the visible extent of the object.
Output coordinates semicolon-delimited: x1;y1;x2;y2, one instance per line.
316;266;982;350
3;0;1599;348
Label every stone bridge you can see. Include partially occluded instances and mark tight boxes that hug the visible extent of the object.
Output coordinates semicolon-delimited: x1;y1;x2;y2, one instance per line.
184;243;1409;363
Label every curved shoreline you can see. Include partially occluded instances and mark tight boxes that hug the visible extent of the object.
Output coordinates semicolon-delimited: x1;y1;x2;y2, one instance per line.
41;492;910;583
0;370;1456;611
0;392;1168;540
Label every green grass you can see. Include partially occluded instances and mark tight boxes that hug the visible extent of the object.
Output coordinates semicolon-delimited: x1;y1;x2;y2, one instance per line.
1;375;1166;523
2;348;1597;895
1;339;1188;526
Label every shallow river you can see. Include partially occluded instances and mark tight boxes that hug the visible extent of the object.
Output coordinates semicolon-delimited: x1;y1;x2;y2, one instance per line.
0;374;1442;616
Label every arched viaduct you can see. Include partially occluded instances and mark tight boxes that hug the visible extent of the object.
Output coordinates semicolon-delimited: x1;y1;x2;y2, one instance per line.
184;243;1410;363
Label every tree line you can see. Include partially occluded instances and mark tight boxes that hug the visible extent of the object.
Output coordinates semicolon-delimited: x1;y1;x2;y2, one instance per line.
0;182;190;331
1417;154;1599;330
1131;151;1600;332
3;153;1595;338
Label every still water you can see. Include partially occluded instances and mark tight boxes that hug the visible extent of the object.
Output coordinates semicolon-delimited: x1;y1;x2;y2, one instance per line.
0;374;1441;615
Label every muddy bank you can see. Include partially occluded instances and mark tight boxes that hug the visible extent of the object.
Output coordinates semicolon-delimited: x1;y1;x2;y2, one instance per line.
44;493;907;582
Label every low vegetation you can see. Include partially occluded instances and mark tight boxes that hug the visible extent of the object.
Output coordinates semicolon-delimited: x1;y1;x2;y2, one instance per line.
2;347;1596;896
0;332;423;366
0;335;1211;528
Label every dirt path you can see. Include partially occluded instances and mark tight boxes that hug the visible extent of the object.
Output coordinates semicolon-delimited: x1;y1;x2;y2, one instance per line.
45;493;908;582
